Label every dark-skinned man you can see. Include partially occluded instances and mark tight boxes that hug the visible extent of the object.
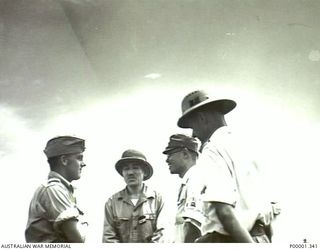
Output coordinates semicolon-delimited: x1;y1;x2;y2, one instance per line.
163;134;204;243
177;90;272;243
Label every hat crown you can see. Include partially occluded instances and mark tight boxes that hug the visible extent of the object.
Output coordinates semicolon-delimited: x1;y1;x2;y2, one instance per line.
181;90;209;114
163;134;199;154
121;149;147;161
44;136;85;158
115;149;153;181
178;89;237;128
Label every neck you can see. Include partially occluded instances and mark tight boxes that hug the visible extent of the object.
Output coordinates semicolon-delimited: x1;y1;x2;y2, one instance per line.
179;170;187;178
201;113;227;144
52;168;72;182
179;162;195;178
127;183;143;195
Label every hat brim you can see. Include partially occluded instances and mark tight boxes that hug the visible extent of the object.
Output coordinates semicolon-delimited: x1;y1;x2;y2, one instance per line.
162;147;176;155
115;158;153;181
178;99;236;128
162;146;186;155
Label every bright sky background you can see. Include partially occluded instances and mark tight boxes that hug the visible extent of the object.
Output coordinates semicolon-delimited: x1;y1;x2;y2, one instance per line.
1;0;320;246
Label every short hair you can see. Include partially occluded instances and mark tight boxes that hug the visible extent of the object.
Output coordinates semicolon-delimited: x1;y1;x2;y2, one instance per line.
47;156;61;171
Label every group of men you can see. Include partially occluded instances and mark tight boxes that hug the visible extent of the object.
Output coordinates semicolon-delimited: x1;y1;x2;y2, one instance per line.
25;90;280;243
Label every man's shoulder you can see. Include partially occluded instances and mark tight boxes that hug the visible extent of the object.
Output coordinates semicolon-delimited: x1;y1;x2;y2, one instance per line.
143;185;162;197
44;178;68;190
31;181;71;206
108;188;126;200
32;178;64;193
36;178;71;200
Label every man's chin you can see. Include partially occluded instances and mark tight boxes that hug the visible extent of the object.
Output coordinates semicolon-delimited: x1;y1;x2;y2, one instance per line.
72;175;81;181
169;170;177;175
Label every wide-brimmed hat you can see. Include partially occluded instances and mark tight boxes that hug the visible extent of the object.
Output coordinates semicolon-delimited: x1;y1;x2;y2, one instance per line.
115;149;153;180
44;136;85;158
163;134;199;155
178;90;236;128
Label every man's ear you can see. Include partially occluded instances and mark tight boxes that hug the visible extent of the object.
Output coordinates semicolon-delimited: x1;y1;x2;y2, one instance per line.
60;155;68;166
142;169;147;179
182;148;190;159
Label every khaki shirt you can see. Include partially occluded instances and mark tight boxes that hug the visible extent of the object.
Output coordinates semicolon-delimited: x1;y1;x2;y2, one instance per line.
25;171;86;242
102;184;164;243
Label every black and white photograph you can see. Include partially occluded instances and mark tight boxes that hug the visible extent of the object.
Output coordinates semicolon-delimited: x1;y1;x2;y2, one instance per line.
0;0;319;248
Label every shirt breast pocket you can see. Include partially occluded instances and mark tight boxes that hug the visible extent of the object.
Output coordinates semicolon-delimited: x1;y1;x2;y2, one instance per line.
138;214;156;225
114;217;130;231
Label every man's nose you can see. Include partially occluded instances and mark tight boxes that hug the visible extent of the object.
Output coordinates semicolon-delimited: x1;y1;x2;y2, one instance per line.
81;162;86;168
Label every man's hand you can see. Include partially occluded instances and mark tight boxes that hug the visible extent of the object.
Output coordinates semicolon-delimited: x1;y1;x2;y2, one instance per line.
60;219;85;243
149;228;164;243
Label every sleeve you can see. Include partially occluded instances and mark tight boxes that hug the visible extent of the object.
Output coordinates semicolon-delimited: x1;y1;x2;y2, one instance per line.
199;147;237;206
40;185;80;230
102;198;119;243
180;185;204;228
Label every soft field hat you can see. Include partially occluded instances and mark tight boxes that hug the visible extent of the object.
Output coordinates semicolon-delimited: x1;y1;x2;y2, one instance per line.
44;136;85;158
178;90;237;128
163;134;199;155
115;149;153;180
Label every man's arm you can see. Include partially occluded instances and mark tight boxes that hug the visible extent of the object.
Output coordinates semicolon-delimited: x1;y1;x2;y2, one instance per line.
183;221;201;243
102;199;120;243
214;202;254;243
60;219;84;243
42;185;86;243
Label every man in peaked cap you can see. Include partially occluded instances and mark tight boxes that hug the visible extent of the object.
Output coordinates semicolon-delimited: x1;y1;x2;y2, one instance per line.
163;134;204;242
102;149;164;243
177;90;274;243
25;136;87;243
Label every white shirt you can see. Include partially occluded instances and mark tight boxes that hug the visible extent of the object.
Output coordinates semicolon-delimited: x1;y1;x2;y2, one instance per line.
174;166;204;242
198;126;269;236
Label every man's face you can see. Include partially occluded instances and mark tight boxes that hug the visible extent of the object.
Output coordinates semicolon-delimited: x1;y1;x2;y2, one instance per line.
65;153;86;181
122;162;145;187
166;149;189;178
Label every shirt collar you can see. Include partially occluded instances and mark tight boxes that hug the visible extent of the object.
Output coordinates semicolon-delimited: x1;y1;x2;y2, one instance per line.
210;125;231;140
118;184;155;200
201;125;231;150
48;171;74;193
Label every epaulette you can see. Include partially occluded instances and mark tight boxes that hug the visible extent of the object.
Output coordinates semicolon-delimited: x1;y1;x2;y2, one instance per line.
45;178;62;187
